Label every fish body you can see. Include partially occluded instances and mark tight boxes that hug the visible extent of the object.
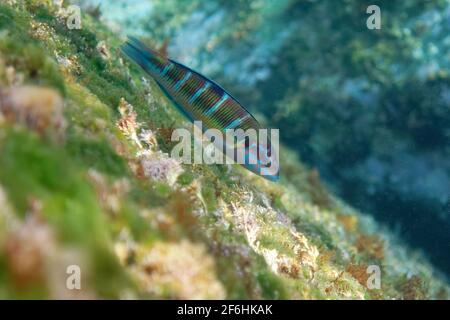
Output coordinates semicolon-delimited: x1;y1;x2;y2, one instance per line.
121;37;279;181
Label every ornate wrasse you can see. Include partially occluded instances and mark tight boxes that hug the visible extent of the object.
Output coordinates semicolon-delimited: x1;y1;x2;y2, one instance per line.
121;37;279;181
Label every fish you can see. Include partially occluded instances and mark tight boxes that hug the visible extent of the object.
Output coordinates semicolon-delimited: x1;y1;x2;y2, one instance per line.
121;36;279;181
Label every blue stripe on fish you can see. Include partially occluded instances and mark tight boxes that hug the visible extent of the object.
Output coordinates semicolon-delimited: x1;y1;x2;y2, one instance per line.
205;93;228;116
160;63;173;77
225;114;250;130
174;71;191;90
189;83;211;104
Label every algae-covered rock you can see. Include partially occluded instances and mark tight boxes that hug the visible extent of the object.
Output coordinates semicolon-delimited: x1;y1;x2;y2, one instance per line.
0;85;65;137
0;0;448;300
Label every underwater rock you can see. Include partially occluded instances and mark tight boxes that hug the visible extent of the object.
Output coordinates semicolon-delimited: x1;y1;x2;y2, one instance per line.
230;194;319;280
131;240;226;299
0;62;24;86
139;129;158;151
0;185;19;237
87;169;130;216
116;97;142;148
137;150;183;187
29;20;56;41
4;213;55;288
55;53;81;76
0;85;65;137
115;97;183;186
96;41;110;60
1;196;96;299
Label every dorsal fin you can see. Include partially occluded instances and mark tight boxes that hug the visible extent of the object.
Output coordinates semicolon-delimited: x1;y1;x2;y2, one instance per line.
158;39;170;58
125;36;170;60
